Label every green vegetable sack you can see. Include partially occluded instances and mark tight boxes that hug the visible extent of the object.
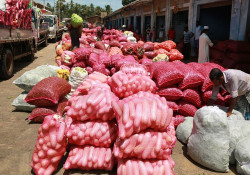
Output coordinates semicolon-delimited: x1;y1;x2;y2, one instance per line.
71;13;83;28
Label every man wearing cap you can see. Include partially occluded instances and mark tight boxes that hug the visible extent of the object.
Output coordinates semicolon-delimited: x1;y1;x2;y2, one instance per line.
208;68;250;119
198;26;213;63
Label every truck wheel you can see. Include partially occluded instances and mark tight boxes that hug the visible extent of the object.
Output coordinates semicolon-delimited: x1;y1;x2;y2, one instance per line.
0;49;14;79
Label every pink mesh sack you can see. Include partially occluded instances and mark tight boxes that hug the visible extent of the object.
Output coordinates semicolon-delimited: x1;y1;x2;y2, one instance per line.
112;92;173;139
113;130;173;159
117;158;175;175
31;115;67;175
108;71;156;98
202;91;225;106
25;77;71;107
64;146;115;171
66;119;118;147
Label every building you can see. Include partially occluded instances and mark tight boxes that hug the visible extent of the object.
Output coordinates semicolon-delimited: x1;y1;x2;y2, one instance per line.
104;0;250;42
32;1;52;15
87;12;108;26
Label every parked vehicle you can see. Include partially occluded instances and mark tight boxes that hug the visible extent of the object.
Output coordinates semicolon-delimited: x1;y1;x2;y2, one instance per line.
0;7;49;79
42;15;64;42
62;18;71;32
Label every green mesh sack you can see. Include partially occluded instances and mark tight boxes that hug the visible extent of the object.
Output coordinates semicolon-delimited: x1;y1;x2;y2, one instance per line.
71;13;83;28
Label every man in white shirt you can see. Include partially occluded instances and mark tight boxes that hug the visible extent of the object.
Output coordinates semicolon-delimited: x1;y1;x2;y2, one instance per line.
183;26;194;59
198;26;213;63
208;68;250;119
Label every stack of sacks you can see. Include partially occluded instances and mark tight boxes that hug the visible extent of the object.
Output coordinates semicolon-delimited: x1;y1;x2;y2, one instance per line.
210;41;227;65
150;61;230;128
2;0;31;28
24;77;71;122
210;40;250;74
63;72;118;171
12;65;59;112
54;29;184;76
30;114;67;175
112;91;176;175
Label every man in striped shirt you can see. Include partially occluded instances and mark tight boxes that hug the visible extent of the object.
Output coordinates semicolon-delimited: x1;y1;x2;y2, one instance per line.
183;26;194;59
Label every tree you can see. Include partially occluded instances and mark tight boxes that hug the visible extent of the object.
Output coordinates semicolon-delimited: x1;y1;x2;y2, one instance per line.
95;6;102;16
105;5;112;15
46;3;52;11
122;0;136;6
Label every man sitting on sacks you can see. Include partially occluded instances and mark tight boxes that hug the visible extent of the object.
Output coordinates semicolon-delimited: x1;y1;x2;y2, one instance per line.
208;68;250;120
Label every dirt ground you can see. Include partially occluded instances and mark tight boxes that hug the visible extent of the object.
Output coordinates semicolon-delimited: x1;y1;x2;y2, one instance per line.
0;42;238;175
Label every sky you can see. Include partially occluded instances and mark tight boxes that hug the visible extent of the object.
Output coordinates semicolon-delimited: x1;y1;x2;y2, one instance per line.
41;0;123;11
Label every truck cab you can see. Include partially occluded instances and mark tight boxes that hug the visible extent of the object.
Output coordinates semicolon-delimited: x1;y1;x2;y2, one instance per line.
42;15;64;42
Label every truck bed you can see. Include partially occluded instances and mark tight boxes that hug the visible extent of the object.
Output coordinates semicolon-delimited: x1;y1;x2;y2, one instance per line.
0;26;34;44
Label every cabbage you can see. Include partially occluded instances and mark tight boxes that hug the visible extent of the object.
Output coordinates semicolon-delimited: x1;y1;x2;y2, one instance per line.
71;13;83;28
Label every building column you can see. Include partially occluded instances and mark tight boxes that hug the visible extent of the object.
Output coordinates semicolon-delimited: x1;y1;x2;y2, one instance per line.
188;0;195;33
141;9;145;36
230;0;242;40
238;0;250;40
165;0;170;40
134;15;137;31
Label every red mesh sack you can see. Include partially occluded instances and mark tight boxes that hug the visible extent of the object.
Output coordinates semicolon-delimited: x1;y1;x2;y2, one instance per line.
88;53;99;66
144;42;154;51
210;48;225;62
173;61;204;89
118;36;128;42
64;146;114;171
73;47;91;61
140;57;153;71
28;108;56;123
120;64;148;76
121;42;136;55
112;92;173;139
166;101;178;112
149;61;165;79
109;39;121;48
25;77;71;107
178;102;197;117
225;40;250;53
202;91;225;106
159;40;176;51
135;44;145;58
144;51;156;59
156;88;183;101
154;62;184;88
111;54;124;65
173;115;185;128
169;49;184;61
182;89;202;108
224;94;231;105
227;53;250;64
99;52;111;66
109;47;123;57
113;130;172;159
31;115;67;175
155;49;170;56
72;61;86;68
86;36;96;43
95;41;105;50
117;159;175;175
213;41;227;52
222;58;236;69
114;55;137;69
66;119;118;147
234;63;250;74
91;48;104;55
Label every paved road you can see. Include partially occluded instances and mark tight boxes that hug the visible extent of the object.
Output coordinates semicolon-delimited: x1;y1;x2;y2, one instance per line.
0;42;237;175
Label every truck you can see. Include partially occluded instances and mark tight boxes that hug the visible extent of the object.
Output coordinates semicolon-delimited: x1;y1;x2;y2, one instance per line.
0;7;49;79
42;15;64;42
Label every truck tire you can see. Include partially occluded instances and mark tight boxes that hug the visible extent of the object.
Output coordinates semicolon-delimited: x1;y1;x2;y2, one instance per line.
0;49;14;79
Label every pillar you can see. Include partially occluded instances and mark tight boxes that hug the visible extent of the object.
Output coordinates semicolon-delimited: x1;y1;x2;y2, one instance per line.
141;13;145;36
134;15;137;31
165;0;170;40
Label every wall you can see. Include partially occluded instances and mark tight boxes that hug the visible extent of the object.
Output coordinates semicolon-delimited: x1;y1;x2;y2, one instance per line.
246;1;250;41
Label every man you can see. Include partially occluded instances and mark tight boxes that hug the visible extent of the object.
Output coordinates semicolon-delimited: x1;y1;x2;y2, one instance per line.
146;25;151;41
168;26;175;41
159;25;165;42
150;26;156;42
183;26;194;59
194;21;202;57
208;68;250;119
198;26;213;63
121;25;126;32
